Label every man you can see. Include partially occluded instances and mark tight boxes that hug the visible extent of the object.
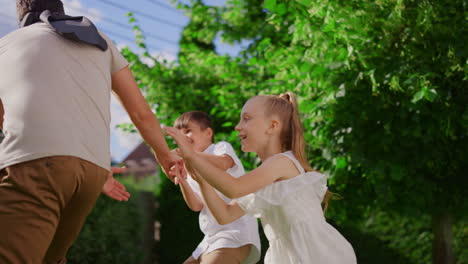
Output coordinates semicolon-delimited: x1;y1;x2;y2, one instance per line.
0;99;4;142
0;1;180;263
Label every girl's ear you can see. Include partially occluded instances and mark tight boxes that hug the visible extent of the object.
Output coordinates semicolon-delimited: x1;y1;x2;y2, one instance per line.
267;119;280;135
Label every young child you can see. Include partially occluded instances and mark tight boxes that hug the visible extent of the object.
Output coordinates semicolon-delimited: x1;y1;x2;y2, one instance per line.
166;94;357;264
172;111;261;264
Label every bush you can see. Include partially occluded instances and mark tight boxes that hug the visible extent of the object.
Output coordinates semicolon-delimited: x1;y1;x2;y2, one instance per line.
338;210;468;264
67;178;156;264
155;174;203;263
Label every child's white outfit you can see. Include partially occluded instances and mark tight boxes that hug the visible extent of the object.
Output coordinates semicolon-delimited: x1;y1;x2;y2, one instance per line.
187;141;261;264
234;151;357;264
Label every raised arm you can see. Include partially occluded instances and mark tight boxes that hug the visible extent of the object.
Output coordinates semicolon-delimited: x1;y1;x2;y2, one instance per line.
178;179;204;211
186;163;245;224
196;152;234;171
111;67;180;177
187;154;285;198
165;127;289;198
199;180;245;225
173;151;233;211
175;165;204;211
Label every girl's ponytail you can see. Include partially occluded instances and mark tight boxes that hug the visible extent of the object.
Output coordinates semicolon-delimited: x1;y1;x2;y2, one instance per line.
261;92;336;214
278;92;312;172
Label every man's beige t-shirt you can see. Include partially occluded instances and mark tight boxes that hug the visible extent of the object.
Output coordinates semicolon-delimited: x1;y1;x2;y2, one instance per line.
0;23;128;171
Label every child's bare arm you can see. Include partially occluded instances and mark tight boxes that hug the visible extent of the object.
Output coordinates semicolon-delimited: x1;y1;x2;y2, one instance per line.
196;152;235;171
178;178;204;212
189;166;245;225
174;149;234;171
165;126;290;199
188;154;290;199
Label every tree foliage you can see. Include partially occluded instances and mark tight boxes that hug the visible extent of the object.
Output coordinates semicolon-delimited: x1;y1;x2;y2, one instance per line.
120;0;467;262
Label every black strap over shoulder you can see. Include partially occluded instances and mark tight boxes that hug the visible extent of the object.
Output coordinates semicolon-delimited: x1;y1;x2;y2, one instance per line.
20;10;108;51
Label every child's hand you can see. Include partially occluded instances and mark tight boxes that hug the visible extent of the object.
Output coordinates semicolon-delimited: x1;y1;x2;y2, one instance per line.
170;148;183;157
169;163;187;185
102;167;131;201
164;127;196;159
174;175;186;185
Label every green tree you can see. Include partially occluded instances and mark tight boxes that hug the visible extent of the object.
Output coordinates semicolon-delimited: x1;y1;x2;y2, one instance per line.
121;0;467;263
302;1;468;263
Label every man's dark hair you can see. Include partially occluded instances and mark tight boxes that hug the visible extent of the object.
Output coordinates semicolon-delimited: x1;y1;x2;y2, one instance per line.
174;111;214;142
16;0;65;22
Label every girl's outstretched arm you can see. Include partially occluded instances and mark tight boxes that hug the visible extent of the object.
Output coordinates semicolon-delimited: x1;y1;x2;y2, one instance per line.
187;163;245;224
199;181;245;225
165;127;292;199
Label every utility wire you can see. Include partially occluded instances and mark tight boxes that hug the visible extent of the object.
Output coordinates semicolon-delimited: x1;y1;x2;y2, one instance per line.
97;0;184;29
0;22;16;29
66;6;178;45
100;27;159;51
146;0;184;15
65;6;132;30
0;12;18;23
0;10;160;50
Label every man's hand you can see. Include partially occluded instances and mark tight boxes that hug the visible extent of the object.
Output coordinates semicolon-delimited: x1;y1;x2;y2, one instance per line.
157;151;183;183
102;167;130;201
158;127;193;183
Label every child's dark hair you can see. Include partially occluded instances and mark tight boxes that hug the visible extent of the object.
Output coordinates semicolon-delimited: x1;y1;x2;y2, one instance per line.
16;0;65;22
174;111;214;142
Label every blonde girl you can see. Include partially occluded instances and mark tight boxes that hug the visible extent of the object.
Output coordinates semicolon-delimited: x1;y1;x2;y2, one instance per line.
166;92;357;264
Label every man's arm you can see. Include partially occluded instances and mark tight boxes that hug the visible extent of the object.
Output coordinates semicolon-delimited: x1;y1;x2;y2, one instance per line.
111;66;179;176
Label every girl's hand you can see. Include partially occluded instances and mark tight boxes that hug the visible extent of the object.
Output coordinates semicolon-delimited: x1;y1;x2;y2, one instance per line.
102;167;131;201
164;127;196;159
169;163;188;185
171;148;182;157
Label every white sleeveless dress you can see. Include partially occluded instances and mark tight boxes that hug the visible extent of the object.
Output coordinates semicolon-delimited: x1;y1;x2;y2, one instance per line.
234;151;357;264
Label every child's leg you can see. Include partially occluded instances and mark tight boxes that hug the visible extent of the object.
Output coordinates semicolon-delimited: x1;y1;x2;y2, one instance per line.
183;255;200;264
199;244;251;264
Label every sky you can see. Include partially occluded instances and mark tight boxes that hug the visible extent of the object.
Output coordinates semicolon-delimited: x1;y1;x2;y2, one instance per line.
0;0;238;162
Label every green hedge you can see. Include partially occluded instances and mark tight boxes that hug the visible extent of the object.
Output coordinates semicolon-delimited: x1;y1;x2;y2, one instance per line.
66;174;467;263
67;178;154;264
155;175;203;263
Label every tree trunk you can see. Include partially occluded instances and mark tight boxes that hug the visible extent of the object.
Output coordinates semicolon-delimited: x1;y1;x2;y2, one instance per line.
432;212;455;264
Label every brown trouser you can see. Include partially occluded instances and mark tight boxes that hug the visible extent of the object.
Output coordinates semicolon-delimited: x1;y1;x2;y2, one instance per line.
0;156;108;264
183;244;252;264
